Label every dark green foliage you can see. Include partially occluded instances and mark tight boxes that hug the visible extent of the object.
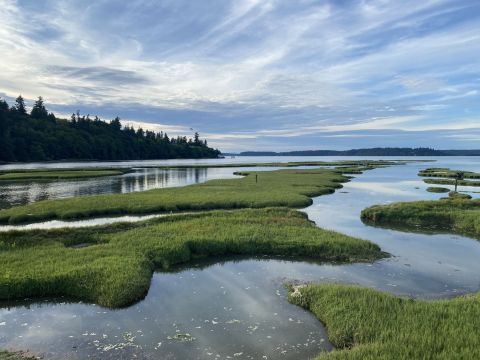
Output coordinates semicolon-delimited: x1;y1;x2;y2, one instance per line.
0;97;220;162
0;208;385;307
14;95;26;115
289;284;480;359
239;148;446;156
30;96;49;120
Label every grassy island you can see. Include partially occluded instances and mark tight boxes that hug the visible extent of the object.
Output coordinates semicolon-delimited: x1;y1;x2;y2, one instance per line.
0;168;353;224
0;351;37;360
0;208;385;307
426;186;449;193
361;197;480;239
289;284;480;359
0;168;127;181
420;167;480;187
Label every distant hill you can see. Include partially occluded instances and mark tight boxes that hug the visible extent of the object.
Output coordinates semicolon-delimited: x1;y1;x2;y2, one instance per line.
227;148;480;156
0;96;220;162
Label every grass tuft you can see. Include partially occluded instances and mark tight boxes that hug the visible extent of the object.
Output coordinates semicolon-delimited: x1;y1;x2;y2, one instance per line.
425;186;449;193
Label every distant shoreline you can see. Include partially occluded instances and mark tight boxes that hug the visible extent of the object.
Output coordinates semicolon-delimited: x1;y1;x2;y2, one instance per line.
223;148;480;157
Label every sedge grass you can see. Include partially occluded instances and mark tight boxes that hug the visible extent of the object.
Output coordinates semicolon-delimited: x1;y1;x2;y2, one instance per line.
0;208;386;307
288;284;480;359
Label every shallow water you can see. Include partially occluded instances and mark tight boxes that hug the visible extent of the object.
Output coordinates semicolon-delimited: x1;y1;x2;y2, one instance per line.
0;166;288;210
1;157;480;359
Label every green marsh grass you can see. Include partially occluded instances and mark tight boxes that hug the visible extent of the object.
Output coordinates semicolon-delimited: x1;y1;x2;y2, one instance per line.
0;208;386;307
0;169;126;181
0;350;37;360
0;168;351;224
288;284;480;359
425;186;449;193
424;178;480;187
361;198;480;239
419;167;480;179
420;167;480;187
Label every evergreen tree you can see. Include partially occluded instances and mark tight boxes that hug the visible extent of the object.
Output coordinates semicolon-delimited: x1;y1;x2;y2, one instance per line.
15;95;26;115
0;98;8;111
110;116;121;130
0;96;220;162
30;96;48;119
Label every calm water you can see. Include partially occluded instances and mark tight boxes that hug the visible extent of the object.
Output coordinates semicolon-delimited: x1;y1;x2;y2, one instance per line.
1;157;480;359
0;166;289;210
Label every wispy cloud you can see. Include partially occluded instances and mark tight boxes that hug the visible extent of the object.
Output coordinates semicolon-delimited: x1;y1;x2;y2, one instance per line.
0;0;479;151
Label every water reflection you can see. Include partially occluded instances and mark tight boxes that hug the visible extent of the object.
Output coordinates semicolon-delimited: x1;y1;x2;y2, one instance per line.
0;257;332;360
0;168;241;209
2;158;480;359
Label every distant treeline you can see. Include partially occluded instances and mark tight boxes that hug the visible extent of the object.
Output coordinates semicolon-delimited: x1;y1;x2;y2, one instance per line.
0;96;220;162
233;148;480;156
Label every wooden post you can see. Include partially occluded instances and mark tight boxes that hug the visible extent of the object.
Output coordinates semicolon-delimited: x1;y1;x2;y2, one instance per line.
255;174;258;183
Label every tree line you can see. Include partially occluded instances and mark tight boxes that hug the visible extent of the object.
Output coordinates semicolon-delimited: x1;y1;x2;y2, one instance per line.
237;147;463;156
0;96;220;162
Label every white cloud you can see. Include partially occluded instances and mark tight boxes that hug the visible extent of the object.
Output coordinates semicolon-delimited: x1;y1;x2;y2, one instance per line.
0;0;479;151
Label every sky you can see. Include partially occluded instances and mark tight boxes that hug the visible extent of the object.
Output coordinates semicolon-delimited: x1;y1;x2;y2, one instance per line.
0;0;479;152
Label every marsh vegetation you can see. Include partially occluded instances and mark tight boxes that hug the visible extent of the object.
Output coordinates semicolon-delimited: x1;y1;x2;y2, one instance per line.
0;168;352;224
0;168;127;181
425;186;449;193
289;284;480;359
0;208;385;307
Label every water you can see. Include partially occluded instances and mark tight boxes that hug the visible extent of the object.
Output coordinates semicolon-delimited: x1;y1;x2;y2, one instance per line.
1;157;480;359
0;166;287;210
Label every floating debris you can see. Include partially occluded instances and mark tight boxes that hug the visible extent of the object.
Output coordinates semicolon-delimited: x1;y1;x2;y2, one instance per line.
167;333;195;342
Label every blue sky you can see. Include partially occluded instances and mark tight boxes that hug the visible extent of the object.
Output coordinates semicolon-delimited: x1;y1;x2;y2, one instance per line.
0;0;479;151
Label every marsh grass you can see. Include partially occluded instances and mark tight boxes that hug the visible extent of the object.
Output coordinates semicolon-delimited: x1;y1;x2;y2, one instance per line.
419;167;480;179
444;191;472;200
0;168;351;224
288;284;480;359
0;169;126;181
420;167;480;187
0;350;38;360
425;186;449;193
424;178;480;187
0;208;385;307
361;199;480;240
129;160;402;169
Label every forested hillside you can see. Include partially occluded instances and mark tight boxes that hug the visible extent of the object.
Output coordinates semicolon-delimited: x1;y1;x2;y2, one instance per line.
237;148;480;156
0;96;220;162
